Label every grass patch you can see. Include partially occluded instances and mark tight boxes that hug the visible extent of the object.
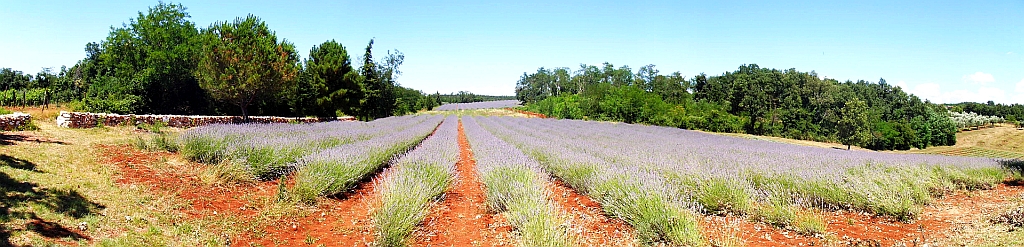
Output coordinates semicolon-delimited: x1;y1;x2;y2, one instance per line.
289;118;440;204
481;167;571;247
0;121;238;246
695;178;752;215
746;163;1013;222
793;210;827;235
134;133;179;152
372;162;453;246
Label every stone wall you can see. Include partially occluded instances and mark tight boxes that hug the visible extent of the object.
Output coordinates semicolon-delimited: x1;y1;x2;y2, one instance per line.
55;111;356;128
0;112;32;131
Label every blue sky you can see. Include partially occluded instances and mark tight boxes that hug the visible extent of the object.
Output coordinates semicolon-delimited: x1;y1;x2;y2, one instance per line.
2;0;1021;103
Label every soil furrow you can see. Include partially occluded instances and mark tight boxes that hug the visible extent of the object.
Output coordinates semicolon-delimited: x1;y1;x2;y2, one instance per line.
547;179;637;246
240;120;445;247
412;119;514;247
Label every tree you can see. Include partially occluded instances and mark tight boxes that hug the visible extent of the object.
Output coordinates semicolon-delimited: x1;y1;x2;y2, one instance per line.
90;2;205;114
837;98;871;150
195;15;299;121
295;40;360;117
357;39;398;120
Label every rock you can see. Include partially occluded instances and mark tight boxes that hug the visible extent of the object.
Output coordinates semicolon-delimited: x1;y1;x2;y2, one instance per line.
54;111;355;128
0;112;31;130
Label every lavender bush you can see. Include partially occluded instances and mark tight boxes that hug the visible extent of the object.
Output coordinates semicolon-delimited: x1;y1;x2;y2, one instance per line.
372;115;459;247
476;116;1017;225
179;115;431;179
474;116;702;245
462;117;571;247
434;100;520;111
288;115;444;203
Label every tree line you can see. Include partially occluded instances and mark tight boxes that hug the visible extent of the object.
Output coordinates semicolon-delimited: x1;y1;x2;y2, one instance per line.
436;91;516;104
516;63;961;151
947;101;1024;125
1;3;438;120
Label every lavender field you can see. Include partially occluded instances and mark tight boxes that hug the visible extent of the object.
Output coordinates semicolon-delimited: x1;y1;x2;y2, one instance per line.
170;113;1022;246
433;100;520;111
472;116;1020;243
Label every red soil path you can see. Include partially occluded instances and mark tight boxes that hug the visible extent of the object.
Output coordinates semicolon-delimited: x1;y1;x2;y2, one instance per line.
548;179;636;246
700;183;1024;246
239;177;380;247
412;120;514;246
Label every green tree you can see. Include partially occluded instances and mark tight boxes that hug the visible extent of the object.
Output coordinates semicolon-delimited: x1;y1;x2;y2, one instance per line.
90;2;206;113
837;98;871;150
195;15;299;121
295;40;360;117
357;39;402;120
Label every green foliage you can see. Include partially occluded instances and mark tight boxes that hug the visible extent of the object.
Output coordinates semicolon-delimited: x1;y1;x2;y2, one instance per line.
134;133;179;152
517;63;960;150
372;162;453;247
393;86;437;115
793;210;827;235
437;91;515;104
195;15;300;120
837;98;871;150
950;101;1024;124
696;178;752;215
10;2;433;120
294;40;360;117
179;136;228;164
85;2;207;113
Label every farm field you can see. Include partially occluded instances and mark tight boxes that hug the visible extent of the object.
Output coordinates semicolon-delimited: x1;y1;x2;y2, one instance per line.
0;106;1022;246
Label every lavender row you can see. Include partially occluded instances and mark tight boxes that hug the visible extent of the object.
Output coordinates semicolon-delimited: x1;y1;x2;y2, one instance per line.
178;115;433;179
480;116;1015;221
288;115;444;203
461;117;571;247
433;100;520;111
372;115;459;246
474;116;702;245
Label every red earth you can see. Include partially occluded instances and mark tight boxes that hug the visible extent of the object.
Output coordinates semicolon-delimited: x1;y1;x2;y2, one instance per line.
101;138;1024;246
506;108;548;118
700;183;1024;247
547;179;636;246
413;120;514;246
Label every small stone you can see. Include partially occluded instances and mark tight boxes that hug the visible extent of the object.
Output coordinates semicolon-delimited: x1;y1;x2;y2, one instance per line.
77;222;88;231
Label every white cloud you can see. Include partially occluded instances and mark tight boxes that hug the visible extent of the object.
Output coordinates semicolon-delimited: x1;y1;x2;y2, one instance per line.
909;83;942;102
895;80;908;89
1009;52;1015;55
904;83;1018;104
1017;78;1024;93
963;72;995;84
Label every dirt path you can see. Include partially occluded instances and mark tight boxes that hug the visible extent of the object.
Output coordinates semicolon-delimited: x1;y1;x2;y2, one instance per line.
548;179;636;246
412;120;514;246
239;175;383;247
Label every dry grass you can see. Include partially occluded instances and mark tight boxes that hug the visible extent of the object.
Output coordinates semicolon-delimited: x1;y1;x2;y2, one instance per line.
0;117;247;246
905;126;1024;158
937;195;1024;247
